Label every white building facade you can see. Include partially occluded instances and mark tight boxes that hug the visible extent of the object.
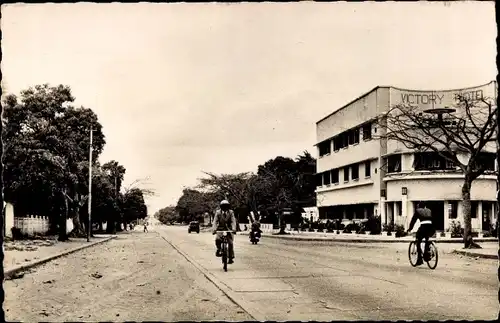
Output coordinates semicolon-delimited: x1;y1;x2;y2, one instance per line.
315;81;497;233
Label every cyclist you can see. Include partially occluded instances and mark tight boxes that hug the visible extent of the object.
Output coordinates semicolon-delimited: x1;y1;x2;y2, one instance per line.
407;201;435;266
212;200;237;264
250;218;262;241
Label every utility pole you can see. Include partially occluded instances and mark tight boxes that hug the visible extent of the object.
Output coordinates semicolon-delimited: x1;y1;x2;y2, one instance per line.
87;126;93;242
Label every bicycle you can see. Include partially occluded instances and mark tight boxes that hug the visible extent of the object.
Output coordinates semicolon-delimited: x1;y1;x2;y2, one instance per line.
216;231;234;272
408;238;438;269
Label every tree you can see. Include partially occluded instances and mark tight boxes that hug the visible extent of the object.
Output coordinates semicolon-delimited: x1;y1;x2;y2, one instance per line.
2;84;106;240
198;172;262;227
257;157;296;234
377;92;497;249
292;151;317;225
87;164;117;232
176;188;215;223
122;188;148;226
155;206;179;225
102;161;126;233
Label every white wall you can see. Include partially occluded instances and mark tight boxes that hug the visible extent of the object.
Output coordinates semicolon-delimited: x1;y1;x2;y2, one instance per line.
317;140;380;172
4;202;14;238
316;87;390;142
385;176;496;202
66;218;74;234
317;181;378;207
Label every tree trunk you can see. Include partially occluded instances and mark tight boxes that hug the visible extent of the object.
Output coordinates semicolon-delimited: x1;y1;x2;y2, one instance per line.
106;219;114;234
58;191;69;241
279;212;287;234
462;177;475;249
70;207;86;237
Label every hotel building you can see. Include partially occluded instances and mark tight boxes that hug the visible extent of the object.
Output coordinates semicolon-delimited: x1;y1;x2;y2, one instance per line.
315;81;497;233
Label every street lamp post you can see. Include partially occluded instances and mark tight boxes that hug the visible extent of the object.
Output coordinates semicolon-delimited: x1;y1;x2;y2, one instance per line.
87;126;94;242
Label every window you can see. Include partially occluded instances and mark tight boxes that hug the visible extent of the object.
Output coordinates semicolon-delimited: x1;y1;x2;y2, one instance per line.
323;171;331;185
341;133;348;148
413;152;455;171
331;169;339;184
348;130;355;145
333;137;341;151
448;201;458;219
362;122;372;140
343;167;349;182
318;140;331;157
471;201;478;218
476;152;495;171
445;159;456;170
315;173;323;187
353;128;360;144
351;164;359;180
364;161;371;177
387;154;402;173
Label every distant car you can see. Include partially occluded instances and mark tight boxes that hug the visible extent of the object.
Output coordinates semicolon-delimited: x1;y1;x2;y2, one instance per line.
188;221;200;234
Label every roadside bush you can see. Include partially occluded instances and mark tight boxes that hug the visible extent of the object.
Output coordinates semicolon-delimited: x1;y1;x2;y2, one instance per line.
326;220;334;232
300;222;309;231
449;220;462;238
362;216;381;235
334;220;345;232
317;222;325;232
394;224;407;237
487;221;498;238
343;222;360;234
383;223;394;235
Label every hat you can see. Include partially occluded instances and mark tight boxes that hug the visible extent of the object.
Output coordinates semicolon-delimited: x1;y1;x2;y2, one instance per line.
220;200;230;205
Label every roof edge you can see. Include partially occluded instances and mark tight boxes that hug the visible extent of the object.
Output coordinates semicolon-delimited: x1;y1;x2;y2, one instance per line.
389;80;496;93
316;86;387;125
316;80;496;125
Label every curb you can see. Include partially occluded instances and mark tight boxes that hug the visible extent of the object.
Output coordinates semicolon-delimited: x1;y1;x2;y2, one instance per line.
236;232;498;244
158;232;265;321
4;236;117;280
452;249;498;260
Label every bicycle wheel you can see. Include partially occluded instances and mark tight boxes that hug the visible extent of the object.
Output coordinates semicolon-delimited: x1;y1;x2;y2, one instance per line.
408;242;419;267
222;241;228;272
426;242;438;270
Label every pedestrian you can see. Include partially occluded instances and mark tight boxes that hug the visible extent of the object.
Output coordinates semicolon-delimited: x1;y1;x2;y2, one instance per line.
143;222;148;233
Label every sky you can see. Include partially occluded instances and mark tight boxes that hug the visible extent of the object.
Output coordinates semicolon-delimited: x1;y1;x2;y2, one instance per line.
2;2;497;215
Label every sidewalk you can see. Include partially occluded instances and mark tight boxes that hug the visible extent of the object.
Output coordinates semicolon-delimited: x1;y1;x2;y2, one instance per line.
452;244;499;259
4;234;116;278
237;231;498;259
238;230;498;243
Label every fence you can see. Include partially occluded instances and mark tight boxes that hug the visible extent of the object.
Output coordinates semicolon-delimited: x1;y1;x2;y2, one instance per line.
14;215;50;236
11;216;73;237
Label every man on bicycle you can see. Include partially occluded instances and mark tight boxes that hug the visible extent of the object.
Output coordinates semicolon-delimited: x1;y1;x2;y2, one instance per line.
212;200;237;264
250;218;262;240
407;202;435;266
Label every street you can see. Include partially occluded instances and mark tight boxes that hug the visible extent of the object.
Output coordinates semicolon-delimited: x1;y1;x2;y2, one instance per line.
5;226;498;321
160;226;497;321
4;231;252;322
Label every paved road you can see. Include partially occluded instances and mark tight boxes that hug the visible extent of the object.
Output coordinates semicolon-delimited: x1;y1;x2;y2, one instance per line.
4;226;497;321
159;225;498;321
4;231;252;322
